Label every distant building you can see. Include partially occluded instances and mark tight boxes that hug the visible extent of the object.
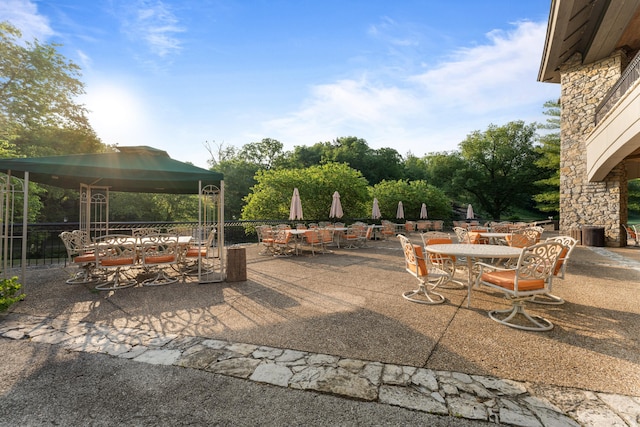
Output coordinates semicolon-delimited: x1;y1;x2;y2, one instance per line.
539;0;640;246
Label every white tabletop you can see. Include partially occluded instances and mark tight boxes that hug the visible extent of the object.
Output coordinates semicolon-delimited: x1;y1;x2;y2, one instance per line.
425;243;521;258
477;232;511;238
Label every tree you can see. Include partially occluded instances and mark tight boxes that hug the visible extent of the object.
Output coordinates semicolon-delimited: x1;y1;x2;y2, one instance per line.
370;180;451;220
456;121;542;220
213;158;261;220
242;163;369;221
237;138;284;169
0;22;106;223
533;100;561;215
0;22;90;139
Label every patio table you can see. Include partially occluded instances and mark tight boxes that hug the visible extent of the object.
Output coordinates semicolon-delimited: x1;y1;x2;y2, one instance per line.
424;243;521;307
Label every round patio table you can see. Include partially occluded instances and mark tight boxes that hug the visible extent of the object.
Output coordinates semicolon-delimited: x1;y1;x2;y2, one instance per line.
424;243;522;307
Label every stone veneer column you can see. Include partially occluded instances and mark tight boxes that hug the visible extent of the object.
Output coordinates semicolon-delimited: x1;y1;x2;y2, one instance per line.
559;51;628;246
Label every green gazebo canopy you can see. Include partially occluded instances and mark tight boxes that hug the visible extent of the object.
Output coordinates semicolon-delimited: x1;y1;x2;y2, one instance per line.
0;146;223;194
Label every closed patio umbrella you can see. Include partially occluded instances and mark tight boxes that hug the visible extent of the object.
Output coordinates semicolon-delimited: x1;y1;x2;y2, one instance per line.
289;188;303;220
371;198;381;220
396;201;405;220
466;204;474;220
420;203;428;219
329;191;343;219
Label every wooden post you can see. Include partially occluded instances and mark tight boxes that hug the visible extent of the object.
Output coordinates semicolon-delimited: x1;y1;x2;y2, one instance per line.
226;246;247;282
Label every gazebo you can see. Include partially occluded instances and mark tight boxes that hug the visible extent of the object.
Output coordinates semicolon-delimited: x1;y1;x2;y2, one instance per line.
0;146;225;283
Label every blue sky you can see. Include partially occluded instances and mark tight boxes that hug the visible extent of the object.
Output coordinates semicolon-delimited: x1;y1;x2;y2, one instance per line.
3;0;558;169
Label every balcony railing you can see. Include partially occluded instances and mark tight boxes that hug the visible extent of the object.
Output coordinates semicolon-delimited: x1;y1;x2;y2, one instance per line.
595;51;640;125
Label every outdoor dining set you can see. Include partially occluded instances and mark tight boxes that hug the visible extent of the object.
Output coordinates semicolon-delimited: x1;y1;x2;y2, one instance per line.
256;222;377;256
398;222;578;332
59;226;217;291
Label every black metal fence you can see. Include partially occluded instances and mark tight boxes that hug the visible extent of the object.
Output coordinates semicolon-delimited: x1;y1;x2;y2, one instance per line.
0;220;282;268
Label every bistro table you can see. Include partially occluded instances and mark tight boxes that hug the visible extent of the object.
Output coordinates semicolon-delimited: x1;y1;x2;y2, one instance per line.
424;243;522;307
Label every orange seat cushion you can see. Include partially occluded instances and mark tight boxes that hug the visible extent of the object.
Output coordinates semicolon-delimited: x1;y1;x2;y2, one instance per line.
101;257;136;267
186;247;207;257
145;255;176;264
468;232;488;244
74;254;96;263
407;244;429;277
481;270;545;291
553;246;569;275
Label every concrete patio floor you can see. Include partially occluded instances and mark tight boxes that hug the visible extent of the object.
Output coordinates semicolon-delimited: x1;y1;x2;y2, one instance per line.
8;231;639;400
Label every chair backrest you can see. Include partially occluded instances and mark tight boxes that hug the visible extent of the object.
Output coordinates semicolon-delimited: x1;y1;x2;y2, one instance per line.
398;235;428;278
623;224;637;240
304;229;321;244
94;235;138;267
512;241;564;291
320;228;334;244
545;235;578;277
452;227;469;243
420;232;451;247
59;231;79;259
506;228;541;248
139;234;179;266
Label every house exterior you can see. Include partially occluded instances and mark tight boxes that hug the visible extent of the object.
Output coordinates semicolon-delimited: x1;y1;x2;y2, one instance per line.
539;0;640;246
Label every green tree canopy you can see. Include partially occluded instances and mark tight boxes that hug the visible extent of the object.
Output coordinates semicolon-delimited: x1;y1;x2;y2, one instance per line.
370;180;451;220
242;163;369;221
533;99;560;215
456;121;542;220
0;22;90;138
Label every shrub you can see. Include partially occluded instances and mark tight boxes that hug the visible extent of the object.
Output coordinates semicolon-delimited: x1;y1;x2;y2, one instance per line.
0;276;25;312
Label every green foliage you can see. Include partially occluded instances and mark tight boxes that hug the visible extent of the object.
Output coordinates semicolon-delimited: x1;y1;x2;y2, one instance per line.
533;100;561;214
213;159;260;220
0;22;89;134
242;163;369;221
629;179;640;214
0;276;25;312
109;192;199;221
456;121;542;220
371;180;451;220
282;137;403;185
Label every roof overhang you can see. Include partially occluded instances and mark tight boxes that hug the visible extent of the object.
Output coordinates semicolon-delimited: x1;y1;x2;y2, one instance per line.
0;146;223;194
538;0;640;83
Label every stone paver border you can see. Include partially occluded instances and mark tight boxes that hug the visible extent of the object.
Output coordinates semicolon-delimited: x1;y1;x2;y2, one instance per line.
1;313;638;427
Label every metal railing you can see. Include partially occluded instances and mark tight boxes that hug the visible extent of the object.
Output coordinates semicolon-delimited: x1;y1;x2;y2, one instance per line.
1;218;553;268
595;50;640;125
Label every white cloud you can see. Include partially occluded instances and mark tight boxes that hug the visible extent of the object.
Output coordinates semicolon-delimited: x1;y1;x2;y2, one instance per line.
259;20;559;155
0;0;54;41
118;0;185;58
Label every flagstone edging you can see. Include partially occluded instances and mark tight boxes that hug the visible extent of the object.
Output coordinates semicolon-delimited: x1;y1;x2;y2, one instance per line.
1;313;638;427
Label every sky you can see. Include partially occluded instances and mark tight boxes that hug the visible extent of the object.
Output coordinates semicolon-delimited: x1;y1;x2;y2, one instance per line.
2;0;559;169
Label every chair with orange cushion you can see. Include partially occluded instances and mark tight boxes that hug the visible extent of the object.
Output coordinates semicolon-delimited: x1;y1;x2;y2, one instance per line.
397;235;449;304
343;225;366;248
181;227;217;278
139;233;180;286
474;241;564;331
421;234;465;289
527;235;578;305
93;234;139;291
59;231;100;285
623;224;639;246
303;229;323;255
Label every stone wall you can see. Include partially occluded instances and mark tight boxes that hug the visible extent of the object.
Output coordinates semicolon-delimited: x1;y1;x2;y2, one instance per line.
559;51;628;246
